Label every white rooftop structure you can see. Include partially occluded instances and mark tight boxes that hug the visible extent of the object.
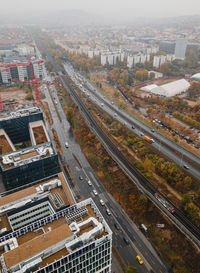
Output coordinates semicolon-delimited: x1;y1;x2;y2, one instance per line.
191;73;200;80
141;79;190;97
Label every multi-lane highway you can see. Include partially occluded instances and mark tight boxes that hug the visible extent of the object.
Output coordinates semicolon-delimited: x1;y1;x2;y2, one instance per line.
63;62;200;180
36;41;171;273
58;68;200;250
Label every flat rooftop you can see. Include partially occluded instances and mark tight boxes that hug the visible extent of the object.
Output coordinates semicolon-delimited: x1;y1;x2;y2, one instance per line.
0;198;111;272
0;107;41;121
0;172;75;232
0;142;55;170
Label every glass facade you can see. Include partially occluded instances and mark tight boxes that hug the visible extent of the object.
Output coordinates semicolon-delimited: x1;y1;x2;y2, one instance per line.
2;154;60;190
35;240;111;273
0;112;43;144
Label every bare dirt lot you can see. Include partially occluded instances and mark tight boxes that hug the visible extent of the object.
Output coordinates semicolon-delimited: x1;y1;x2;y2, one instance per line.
0;86;34;111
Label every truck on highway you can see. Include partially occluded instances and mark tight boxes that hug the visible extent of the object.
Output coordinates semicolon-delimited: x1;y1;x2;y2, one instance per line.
144;136;154;143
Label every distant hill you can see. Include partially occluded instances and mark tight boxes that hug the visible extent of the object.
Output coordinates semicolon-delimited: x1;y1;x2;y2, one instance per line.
0;9;109;26
0;10;199;29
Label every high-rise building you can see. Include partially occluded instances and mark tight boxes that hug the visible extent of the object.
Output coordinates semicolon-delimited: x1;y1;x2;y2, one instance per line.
0;173;112;273
175;38;187;60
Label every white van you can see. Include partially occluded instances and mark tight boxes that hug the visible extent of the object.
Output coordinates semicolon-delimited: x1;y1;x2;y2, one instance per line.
65;142;69;148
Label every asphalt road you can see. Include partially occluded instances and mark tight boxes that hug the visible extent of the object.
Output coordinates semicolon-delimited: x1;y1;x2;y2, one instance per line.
63;62;200;180
36;43;170;273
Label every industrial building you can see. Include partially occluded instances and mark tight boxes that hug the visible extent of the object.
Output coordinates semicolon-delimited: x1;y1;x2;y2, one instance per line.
141;79;190;97
0;173;112;273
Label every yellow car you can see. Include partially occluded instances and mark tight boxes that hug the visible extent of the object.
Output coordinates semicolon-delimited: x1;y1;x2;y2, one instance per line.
136;255;143;264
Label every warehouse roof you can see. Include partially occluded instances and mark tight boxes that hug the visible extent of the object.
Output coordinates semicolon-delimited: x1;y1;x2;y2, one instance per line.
141;79;190;97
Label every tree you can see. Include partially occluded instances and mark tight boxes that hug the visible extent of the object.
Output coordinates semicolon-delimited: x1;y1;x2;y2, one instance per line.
160;62;172;76
138;194;148;206
126;266;138;273
144;157;155;172
66;107;74;128
183;176;192;191
135;70;148;81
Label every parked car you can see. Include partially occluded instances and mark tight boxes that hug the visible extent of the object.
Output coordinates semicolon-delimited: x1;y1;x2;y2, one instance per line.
79;176;83;180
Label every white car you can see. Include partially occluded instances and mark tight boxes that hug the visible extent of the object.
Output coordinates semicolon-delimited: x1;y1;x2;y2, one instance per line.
106;209;111;216
93;190;98;196
100;199;105;206
65;142;69;148
88;180;92;186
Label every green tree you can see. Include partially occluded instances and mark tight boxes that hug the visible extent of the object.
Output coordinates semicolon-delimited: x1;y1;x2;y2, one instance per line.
138;194;148;206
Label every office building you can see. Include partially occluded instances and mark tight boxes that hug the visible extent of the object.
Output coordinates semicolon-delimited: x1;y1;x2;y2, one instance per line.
175;38;187;60
0;55;44;85
0;141;59;190
0;173;112;273
0;107;59;190
0;107;43;144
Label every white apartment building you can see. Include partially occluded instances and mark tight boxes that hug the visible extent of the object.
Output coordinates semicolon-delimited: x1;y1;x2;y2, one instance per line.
101;55;107;66
133;55;141;65
127;56;134;68
160;55;167;66
153;56;160;68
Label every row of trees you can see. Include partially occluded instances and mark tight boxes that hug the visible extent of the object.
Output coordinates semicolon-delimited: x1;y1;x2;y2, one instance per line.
173;112;200;130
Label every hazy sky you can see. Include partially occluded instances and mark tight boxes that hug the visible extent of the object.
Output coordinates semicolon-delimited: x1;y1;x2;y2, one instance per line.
1;0;200;19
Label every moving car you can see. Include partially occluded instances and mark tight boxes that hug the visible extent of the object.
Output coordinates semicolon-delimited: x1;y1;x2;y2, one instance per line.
65;142;69;148
106;209;111;215
114;223;120;230
93;189;98;196
136;255;143;264
123;237;130;245
100;199;105;206
183;164;189;170
79;176;83;181
88;180;92;186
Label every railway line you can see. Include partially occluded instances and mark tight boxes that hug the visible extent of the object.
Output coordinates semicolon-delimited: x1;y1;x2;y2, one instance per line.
60;74;200;249
36;37;200;249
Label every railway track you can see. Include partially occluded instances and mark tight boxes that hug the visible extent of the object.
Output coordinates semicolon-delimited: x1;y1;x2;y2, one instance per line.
36;38;200;249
